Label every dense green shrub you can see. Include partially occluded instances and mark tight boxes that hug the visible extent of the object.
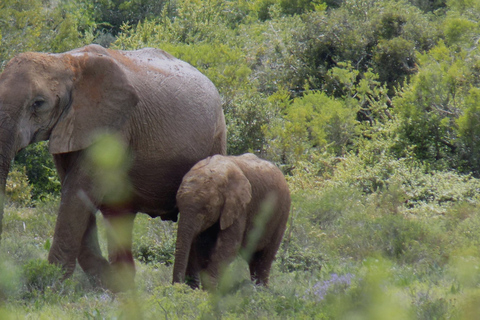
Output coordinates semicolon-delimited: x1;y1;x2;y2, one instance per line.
132;216;177;266
266;90;357;161
278;239;324;272
225;90;274;154
456;88;480;175
0;0;94;67
21;259;64;293
5;167;32;207
393;42;466;169
285;0;441;94
373;37;416;93
14;142;60;202
255;0;326;21
92;0;168;36
133;238;175;266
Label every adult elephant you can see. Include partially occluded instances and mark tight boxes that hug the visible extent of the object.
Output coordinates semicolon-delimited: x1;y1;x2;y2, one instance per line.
0;44;226;290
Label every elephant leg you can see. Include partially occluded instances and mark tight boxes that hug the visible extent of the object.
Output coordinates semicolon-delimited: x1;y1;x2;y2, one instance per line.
48;156;100;279
185;246;201;289
77;212;110;286
180;223;221;289
102;208;136;291
203;223;243;290
248;229;284;286
248;250;274;286
48;199;92;278
49;152;98;278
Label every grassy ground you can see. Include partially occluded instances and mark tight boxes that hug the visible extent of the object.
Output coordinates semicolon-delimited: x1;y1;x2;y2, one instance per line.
2;177;480;319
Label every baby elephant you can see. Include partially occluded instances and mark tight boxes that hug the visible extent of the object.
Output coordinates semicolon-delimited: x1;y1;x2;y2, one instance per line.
172;153;291;289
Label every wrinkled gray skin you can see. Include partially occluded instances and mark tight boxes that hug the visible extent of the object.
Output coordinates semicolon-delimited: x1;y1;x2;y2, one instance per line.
173;154;291;289
0;44;226;291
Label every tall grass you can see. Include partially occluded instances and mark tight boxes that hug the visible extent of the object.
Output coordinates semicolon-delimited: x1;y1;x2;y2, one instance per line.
3;161;480;318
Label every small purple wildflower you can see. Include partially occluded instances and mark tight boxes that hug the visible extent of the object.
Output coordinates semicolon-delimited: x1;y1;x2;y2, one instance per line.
307;273;355;301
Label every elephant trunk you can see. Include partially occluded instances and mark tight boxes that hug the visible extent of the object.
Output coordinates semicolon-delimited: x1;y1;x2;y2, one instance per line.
0;112;17;241
0;139;14;243
172;217;199;285
0;167;8;241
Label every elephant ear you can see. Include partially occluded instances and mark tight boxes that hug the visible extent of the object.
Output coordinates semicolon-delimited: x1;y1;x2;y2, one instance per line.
219;166;252;230
49;52;139;154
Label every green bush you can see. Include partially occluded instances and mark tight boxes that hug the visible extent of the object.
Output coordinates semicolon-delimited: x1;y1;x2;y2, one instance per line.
265;90;357;165
0;0;94;67
131;216;177;266
19;259;83;305
456;88;480;175
225;90;274;155
392;40;478;171
133;239;175;266
21;259;64;294
373;37;416;94
92;0;168;36
14;142;61;202
5;167;32;207
277;239;324;272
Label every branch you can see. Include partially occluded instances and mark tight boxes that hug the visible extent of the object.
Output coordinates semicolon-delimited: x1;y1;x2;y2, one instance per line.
432;104;456;116
439;137;456;153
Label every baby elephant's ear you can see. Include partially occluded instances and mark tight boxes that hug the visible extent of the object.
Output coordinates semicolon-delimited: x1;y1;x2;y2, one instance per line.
220;167;252;230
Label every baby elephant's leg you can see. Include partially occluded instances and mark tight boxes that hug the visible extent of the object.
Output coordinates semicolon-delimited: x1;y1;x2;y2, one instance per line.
185;246;201;289
249;228;285;286
203;223;244;290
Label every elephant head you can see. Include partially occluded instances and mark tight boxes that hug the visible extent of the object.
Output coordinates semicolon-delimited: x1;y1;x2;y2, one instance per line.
0;47;138;240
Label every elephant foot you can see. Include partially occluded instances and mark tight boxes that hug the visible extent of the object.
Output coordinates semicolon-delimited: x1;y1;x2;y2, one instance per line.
185;275;201;289
48;250;77;281
104;262;136;292
99;251;135;292
81;259;135;292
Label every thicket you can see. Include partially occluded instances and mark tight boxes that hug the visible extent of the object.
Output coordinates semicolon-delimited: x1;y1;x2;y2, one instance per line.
3;0;480;199
4;0;480;318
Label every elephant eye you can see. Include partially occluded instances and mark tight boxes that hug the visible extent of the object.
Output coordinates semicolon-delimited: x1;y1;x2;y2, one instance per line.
31;100;45;111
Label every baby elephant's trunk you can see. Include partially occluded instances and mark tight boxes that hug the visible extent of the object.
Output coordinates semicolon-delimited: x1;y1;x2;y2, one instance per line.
172;220;198;285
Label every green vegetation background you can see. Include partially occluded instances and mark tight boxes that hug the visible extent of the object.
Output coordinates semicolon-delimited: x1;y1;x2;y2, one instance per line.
3;0;480;318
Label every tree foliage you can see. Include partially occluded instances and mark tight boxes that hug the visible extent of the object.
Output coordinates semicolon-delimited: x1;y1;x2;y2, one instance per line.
0;0;95;67
4;0;480;202
14;142;60;202
92;0;169;36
